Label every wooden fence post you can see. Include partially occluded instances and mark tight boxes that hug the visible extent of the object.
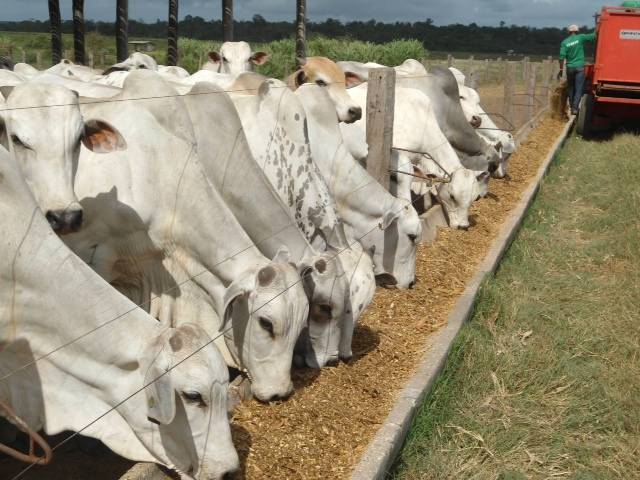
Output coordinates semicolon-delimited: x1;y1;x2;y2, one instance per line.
447;54;454;67
503;61;516;129
72;0;86;65
88;51;94;69
222;0;233;42
467;55;474;77
48;0;63;64
36;51;42;68
295;0;307;66
526;63;538;121
20;48;26;63
468;66;478;89
543;59;553;101
64;49;71;61
366;68;396;191
484;58;490;83
523;56;530;82
167;0;179;66
116;0;129;62
100;51;106;67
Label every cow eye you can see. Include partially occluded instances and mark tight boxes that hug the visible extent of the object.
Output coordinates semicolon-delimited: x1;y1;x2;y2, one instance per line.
408;234;417;244
181;391;206;407
316;79;327;87
450;194;457;204
259;317;274;337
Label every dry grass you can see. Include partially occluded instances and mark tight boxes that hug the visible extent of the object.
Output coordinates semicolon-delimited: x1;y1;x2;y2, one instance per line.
392;130;640;479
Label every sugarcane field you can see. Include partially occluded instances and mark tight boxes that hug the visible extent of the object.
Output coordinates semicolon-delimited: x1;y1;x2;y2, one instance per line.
0;1;638;479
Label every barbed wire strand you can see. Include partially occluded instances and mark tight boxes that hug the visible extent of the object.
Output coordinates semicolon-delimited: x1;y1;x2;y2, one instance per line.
8;178;431;480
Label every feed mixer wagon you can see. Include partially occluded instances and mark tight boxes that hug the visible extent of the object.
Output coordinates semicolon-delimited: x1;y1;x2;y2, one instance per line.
578;3;640;135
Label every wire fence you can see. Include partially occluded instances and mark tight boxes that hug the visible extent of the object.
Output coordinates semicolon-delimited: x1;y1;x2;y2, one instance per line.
0;59;545;478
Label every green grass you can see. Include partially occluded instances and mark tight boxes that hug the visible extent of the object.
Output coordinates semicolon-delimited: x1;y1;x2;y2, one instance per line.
0;31;425;77
391;130;640;479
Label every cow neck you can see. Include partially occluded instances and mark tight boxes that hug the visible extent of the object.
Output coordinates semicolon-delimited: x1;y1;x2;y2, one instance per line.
182;87;317;265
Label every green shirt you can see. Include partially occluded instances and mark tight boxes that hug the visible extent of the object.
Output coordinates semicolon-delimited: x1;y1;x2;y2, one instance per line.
621;1;640;7
559;32;596;68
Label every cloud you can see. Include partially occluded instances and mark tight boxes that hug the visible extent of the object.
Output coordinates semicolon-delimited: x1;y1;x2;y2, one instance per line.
1;0;603;28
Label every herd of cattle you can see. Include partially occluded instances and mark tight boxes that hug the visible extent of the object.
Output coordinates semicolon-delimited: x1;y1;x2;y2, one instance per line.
0;41;517;479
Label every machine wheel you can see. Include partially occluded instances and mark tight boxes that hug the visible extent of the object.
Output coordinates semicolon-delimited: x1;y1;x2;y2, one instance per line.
577;93;595;138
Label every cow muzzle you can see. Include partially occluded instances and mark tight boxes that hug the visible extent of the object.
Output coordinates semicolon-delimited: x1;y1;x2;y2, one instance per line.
45;208;83;235
346;106;362;123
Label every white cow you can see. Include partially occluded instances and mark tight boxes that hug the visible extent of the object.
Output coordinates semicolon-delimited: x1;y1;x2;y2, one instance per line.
449;67;516;179
203;41;270;75
0;82;124;233
296;83;422;288
56;72;309;402
0;145;238;479
183;77;376;366
341;83;488;230
104;52;158;74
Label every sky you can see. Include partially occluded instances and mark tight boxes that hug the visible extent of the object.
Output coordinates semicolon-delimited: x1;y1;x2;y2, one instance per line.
2;0;605;28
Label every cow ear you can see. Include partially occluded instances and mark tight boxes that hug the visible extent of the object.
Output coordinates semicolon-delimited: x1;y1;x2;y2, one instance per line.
0;86;14;101
221;277;251;332
143;344;176;426
476;171;490;184
82;119;126;154
207;51;222;64
250;52;270;66
380;210;398;230
412;164;437;182
344;71;365;88
0;117;8;151
294;70;307;88
272;245;291;264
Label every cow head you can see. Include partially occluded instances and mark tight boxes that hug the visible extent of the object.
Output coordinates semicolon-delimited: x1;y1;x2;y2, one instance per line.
361;202;421;290
138;323;239;480
0;83;125;234
207;41;270;75
437;168;488;230
220;247;308;403
103;52;158;75
294;252;353;369
289;57;365;124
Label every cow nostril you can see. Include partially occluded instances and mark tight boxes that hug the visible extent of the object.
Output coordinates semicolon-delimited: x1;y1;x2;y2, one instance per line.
223;472;236;480
68;210;83;232
348;107;362;121
409;278;417;289
339;353;353;363
45;210;64;232
326;357;339;367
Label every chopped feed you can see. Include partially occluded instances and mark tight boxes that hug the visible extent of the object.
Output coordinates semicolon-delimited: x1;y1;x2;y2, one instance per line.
0;117;567;480
230;117;567;480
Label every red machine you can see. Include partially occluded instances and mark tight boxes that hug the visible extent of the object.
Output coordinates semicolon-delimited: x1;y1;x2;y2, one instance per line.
578;5;640;136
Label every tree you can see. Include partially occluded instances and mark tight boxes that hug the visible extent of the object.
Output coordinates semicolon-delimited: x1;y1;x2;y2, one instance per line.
48;0;62;64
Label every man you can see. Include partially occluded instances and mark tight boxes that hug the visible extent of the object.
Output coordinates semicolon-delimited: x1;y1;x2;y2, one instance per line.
558;25;596;115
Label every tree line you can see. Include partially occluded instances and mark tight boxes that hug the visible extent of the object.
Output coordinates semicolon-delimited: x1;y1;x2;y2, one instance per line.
0;16;594;55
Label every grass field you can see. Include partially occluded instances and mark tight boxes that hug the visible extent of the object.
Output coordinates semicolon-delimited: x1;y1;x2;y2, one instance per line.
0;30;553;86
391;129;640;479
0;31;424;77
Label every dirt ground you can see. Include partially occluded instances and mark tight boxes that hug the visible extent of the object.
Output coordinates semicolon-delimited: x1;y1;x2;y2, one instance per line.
0;117;566;480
